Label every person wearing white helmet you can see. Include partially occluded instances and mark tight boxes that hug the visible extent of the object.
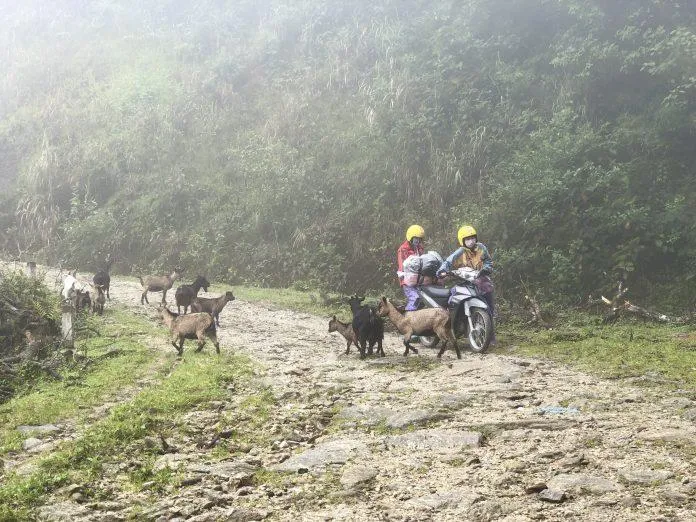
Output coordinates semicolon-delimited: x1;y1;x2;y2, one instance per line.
397;224;425;311
438;225;497;345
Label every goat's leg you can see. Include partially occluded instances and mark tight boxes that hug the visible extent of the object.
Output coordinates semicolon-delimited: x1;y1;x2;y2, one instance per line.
437;339;447;358
403;337;412;356
209;332;220;354
367;340;374;356
172;336;183;355
377;339;385;357
195;332;206;352
403;333;418;355
106;286;110;300
452;337;461;359
358;340;366;360
141;291;148;304
161;290;167;304
215;312;220;327
345;341;351;355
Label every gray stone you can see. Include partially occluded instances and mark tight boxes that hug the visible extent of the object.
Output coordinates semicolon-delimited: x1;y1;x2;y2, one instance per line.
538;489;566;503
619;468;674;485
637;429;696;443
340;465;378;489
36;501;92;521
525;482;547;494
221;507;265;521
271;439;370;473
385;429;482;453
153;453;189;472
384;409;451;430
547;473;621;495
23;437;43;451
438;393;472;410
339;406;392;426
620;393;644;404
16;424;60;434
207;460;259;481
661;487;688;505
406;490;474;511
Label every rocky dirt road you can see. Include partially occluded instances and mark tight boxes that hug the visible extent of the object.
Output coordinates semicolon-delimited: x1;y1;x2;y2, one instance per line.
10;270;696;521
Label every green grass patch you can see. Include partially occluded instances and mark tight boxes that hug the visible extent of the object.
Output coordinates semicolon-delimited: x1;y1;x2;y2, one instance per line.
0;312;256;518
500;314;696;387
0;310;161;455
210;283;392;323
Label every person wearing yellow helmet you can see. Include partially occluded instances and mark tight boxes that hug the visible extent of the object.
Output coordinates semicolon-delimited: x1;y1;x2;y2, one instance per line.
438;225;497;344
397;224;426;311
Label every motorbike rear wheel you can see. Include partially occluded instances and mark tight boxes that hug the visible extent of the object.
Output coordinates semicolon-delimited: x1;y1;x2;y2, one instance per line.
468;307;492;353
419;335;439;348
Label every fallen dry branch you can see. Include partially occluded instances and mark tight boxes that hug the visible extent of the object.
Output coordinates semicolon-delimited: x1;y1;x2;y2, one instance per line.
596;281;672;324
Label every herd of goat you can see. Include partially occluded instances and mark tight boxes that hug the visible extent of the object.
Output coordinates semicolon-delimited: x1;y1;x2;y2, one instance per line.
329;295;460;360
60;265;235;356
59;263;462;359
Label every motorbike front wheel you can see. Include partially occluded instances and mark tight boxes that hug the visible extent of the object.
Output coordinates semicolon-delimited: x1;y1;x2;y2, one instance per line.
468;307;492;353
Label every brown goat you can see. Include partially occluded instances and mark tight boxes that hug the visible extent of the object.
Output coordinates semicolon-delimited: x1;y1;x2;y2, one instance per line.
328;316;359;355
190;291;235;327
159;306;219;355
377;297;460;359
92;285;106;315
139;269;182;305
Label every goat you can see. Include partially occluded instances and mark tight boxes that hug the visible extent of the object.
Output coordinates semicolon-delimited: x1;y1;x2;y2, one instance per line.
71;288;91;312
328;316;359;355
347;295;385;359
61;270;91;302
377;297;460;359
159;306;220;355
191;291;235;326
93;257;113;300
92;285;106;315
139;269;182;305
175;275;210;314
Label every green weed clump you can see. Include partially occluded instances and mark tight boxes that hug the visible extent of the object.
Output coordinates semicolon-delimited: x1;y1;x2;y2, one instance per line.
500;313;696;387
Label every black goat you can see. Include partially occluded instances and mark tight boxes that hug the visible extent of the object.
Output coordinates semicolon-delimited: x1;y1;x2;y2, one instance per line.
92;257;113;300
347;295;385;359
175;275;210;314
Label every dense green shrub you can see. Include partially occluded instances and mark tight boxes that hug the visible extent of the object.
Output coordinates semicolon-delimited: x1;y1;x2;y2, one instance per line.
1;1;695;307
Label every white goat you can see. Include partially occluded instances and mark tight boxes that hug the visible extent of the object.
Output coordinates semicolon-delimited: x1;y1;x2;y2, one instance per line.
61;271;92;301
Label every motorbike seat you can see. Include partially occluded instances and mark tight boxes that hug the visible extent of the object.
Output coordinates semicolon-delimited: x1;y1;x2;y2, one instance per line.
419;286;451;299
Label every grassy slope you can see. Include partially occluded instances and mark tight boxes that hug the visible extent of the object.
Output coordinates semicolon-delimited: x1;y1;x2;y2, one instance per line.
0;305;268;520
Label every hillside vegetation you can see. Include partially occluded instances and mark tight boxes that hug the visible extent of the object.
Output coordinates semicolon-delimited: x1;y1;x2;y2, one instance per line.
1;0;695;308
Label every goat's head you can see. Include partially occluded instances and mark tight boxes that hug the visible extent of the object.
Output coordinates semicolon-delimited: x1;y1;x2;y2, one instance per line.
194;275;211;292
347;295;365;310
224;291;235;301
328;315;339;333
376;297;391;317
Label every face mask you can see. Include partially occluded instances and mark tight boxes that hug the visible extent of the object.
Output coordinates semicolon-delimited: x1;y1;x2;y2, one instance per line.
464;238;477;249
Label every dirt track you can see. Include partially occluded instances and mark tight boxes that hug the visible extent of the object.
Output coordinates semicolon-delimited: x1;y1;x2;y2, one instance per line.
9;268;696;521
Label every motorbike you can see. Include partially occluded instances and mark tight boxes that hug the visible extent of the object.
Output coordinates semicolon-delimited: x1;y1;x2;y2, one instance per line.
415;267;493;353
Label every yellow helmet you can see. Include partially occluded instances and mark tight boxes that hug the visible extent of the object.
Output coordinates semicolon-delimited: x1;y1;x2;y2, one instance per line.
406;224;425;241
457;225;477;245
